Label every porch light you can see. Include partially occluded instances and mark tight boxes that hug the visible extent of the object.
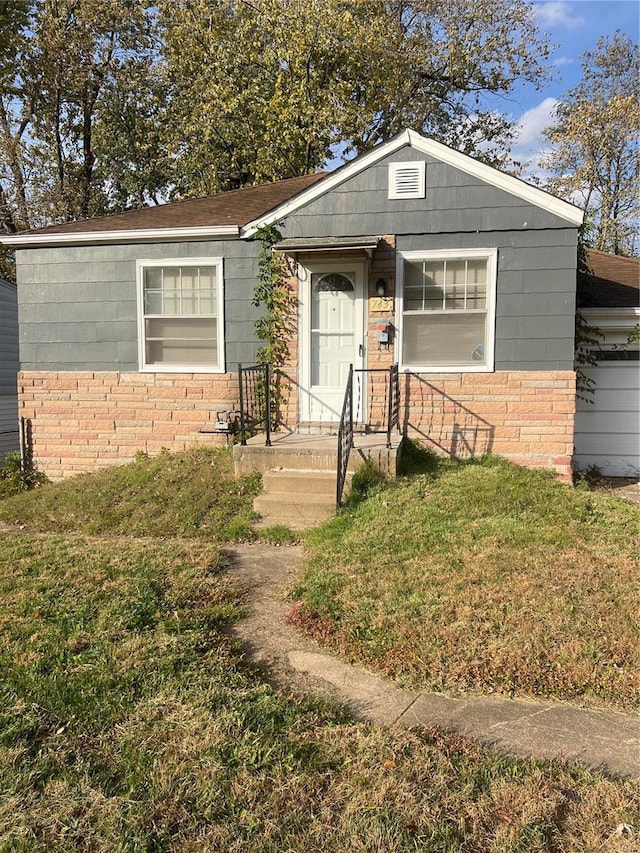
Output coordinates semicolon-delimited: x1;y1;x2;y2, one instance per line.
376;278;387;297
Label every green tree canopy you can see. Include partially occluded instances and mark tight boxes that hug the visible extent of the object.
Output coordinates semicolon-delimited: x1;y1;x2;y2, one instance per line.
160;0;553;195
0;0;157;236
1;0;554;254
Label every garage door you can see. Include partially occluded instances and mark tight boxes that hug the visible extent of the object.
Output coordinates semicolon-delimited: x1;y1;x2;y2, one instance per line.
574;362;639;477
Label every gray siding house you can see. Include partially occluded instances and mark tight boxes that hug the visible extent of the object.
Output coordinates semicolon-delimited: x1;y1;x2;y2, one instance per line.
0;277;19;459
1;130;583;480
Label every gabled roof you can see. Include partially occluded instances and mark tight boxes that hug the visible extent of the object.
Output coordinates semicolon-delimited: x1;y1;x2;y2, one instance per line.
580;249;640;309
1;174;326;247
1;128;583;248
243;128;584;235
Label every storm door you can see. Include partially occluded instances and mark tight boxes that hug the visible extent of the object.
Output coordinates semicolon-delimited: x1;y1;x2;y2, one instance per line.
300;262;366;423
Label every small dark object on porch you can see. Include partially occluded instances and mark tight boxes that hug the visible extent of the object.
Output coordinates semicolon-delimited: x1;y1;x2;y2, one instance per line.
198;410;240;445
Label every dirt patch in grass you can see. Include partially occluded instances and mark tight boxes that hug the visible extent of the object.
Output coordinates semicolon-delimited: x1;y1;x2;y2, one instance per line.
0;447;261;540
0;531;637;852
293;457;640;710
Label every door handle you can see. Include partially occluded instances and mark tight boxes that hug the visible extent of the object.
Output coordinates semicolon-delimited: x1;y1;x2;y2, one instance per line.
358;344;364;358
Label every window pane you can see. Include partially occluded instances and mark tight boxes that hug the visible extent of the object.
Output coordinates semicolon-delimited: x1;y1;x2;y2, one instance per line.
159;268;178;314
143;265;218;317
198;267;217;314
467;260;487;308
145;317;218;366
180;267;198;314
146;339;218;365
445;260;466;307
402;313;486;366
423;284;445;311
143;268;163;313
404;284;424;311
404;256;489;312
404;260;425;288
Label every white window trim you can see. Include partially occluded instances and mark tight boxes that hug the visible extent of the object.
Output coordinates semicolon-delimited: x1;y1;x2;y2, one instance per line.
136;257;226;373
395;248;497;373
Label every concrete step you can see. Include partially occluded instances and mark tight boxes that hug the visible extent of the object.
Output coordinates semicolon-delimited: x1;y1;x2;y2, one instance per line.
234;439;400;477
254;468;343;529
254;490;336;528
233;431;401;530
236;445;340;475
262;469;337;496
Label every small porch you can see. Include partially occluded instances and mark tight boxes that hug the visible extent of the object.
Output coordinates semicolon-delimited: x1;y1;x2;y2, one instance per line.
231;363;402;529
233;430;403;530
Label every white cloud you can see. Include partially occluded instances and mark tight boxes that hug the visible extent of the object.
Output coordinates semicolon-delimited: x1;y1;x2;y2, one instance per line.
534;1;586;29
514;97;558;148
553;55;574;67
510;97;560;179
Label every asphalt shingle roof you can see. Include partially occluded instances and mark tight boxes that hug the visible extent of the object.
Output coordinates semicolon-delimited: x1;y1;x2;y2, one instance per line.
23;173;327;236
581;249;640;309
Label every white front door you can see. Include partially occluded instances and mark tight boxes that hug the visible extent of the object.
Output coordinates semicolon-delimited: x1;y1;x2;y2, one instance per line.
300;261;366;423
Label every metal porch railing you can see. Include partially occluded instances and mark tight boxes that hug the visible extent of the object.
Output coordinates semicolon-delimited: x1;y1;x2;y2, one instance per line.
336;363;400;506
336;364;354;506
238;363;272;446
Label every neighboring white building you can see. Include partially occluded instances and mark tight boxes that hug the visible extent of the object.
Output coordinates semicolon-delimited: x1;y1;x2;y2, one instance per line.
574;250;640;478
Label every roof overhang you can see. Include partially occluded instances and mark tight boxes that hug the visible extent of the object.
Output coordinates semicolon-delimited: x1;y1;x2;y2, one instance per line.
273;235;381;255
581;306;640;331
0;225;240;248
242;129;584;236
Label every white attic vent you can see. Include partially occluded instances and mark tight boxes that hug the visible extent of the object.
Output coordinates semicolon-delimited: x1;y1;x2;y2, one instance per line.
388;161;426;199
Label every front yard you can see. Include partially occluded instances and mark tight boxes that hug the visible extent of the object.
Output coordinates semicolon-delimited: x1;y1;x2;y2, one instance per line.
293;453;639;711
0;448;637;850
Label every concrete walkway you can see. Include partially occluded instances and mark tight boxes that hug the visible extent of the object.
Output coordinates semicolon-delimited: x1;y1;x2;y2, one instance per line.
223;543;639;779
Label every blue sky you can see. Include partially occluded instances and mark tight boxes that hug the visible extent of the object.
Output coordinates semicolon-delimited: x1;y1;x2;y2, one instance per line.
509;0;639;167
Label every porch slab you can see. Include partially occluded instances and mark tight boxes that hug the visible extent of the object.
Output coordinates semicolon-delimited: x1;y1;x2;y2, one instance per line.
233;430;403;477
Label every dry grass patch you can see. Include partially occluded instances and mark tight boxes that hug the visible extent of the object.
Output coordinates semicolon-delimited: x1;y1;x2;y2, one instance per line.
0;529;637;851
293;456;639;709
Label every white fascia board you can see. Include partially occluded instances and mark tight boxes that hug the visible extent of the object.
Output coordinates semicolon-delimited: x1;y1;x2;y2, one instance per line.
581;307;640;331
405;131;584;226
241;127;583;237
0;225;240;248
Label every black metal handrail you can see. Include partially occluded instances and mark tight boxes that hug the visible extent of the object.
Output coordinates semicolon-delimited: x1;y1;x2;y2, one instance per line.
386;363;400;449
352;364;400;448
238;363;272;447
336;364;354;507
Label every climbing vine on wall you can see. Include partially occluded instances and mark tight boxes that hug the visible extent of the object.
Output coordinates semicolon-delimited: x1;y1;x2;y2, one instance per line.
575;233;604;402
252;224;296;424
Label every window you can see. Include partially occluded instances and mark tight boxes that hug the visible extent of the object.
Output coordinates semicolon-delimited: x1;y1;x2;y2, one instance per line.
397;249;497;371
137;258;224;372
388;161;426;199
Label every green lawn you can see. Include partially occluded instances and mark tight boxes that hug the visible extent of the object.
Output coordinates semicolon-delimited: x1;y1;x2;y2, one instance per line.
0;447;261;540
292;453;639;710
0;530;637;852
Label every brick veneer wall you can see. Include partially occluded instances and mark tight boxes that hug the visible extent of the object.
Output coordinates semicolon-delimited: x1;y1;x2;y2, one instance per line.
401;370;576;481
19;368;575;482
19;371;238;479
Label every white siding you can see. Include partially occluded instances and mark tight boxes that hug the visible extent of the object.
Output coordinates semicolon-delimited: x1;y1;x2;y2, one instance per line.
574;365;639;477
574;308;639;477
